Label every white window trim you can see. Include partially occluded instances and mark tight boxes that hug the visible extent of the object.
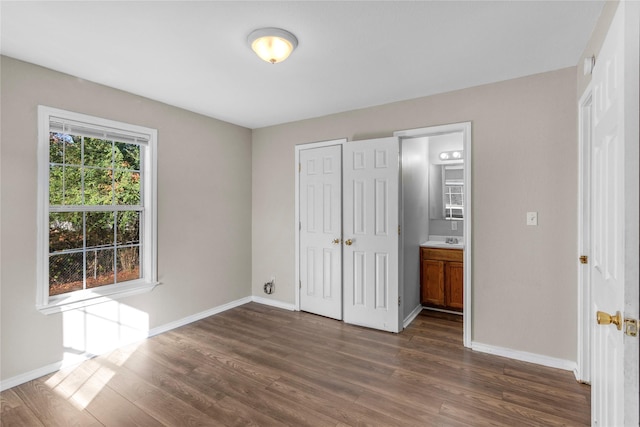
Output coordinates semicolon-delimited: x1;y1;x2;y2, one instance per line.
37;106;158;314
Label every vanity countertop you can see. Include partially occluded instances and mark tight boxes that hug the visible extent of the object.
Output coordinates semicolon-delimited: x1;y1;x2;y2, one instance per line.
420;240;464;250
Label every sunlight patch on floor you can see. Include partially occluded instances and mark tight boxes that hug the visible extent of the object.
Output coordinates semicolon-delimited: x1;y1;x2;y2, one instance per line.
44;299;150;409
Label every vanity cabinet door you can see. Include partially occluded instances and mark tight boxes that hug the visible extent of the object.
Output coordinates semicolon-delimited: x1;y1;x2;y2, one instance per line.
421;259;445;306
445;261;464;310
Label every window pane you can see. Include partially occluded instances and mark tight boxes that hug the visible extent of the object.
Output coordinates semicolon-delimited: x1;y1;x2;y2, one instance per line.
115;142;140;171
86;211;115;249
49;252;84;296
115;171;141;205
84;168;113;205
50;166;83;205
49;133;66;164
49;166;63;205
84;138;113;168
58;134;82;166
49;212;83;253
86;249;115;288
451;193;463;206
64;166;83;205
116;246;140;283
117;211;140;246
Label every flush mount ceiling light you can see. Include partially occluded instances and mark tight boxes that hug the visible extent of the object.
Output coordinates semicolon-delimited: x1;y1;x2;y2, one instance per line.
248;28;298;64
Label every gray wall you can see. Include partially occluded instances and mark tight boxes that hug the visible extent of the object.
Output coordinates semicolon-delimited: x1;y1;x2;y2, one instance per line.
429;219;463;237
0;56;253;381
252;67;578;361
401;137;430;319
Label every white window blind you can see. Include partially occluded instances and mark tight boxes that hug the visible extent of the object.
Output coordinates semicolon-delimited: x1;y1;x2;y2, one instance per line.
50;117;150;146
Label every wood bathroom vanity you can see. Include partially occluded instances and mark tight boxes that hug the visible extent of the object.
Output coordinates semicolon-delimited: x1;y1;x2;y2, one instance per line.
420;245;463;312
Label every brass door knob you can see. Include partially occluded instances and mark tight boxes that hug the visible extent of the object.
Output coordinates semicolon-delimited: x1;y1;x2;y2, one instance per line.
344;239;353;246
331;238;341;244
597;310;622;330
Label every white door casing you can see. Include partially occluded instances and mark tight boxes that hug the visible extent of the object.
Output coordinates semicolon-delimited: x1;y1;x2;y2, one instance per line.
342;137;400;332
299;145;343;320
590;4;625;425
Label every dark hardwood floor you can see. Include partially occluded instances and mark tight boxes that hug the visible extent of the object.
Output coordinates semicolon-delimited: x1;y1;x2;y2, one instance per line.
1;303;590;426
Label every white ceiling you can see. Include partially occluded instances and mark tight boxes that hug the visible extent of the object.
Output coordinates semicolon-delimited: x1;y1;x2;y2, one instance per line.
1;1;605;129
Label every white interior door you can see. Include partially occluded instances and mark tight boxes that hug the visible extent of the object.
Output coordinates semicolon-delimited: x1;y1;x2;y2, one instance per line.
343;137;400;332
590;4;625;425
299;145;343;320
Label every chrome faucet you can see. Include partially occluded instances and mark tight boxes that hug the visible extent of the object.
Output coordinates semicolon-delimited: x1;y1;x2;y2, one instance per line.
446;237;459;244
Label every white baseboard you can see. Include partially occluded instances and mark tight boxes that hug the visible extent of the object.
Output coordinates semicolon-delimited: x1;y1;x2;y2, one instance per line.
403;304;423;328
252;296;296;311
1;360;64;392
0;296;253;392
471;341;577;372
147;296;252;337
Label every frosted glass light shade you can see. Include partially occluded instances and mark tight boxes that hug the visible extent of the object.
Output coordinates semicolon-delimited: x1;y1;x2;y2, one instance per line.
248;28;298;64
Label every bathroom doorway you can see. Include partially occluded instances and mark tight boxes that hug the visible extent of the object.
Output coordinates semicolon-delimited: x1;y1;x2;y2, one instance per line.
395;122;472;347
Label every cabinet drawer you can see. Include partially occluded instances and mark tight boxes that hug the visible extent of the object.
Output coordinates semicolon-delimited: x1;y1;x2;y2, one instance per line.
421;247;463;262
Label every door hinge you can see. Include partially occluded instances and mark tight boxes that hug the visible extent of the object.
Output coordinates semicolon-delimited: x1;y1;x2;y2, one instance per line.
299;163;301;173
398;296;401;306
299;221;301;230
579;255;588;264
299;280;302;289
625;318;638;337
398;225;401;235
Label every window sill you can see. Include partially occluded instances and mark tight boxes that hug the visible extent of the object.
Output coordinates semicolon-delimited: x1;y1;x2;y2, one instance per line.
37;280;160;315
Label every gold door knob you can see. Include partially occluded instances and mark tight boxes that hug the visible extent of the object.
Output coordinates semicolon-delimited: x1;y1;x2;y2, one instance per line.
344;239;353;246
331;238;341;244
597;310;622;331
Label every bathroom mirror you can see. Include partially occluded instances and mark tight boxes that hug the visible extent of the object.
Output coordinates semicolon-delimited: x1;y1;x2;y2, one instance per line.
443;165;464;219
429;164;464;220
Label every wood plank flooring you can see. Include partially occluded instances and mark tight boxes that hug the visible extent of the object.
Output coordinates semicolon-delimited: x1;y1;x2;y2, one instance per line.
1;303;590;426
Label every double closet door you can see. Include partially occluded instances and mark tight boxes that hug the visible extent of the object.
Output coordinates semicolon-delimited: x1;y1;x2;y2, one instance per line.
299;137;401;333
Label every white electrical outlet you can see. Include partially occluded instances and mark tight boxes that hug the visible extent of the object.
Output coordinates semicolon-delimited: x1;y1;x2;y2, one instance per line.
527;212;538;226
451;221;457;231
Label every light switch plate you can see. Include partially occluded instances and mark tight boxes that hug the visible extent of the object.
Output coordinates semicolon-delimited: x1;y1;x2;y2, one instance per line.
527;211;538;226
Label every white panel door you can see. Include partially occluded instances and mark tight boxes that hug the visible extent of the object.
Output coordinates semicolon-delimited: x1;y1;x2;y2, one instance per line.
590;4;625;425
343;137;400;332
299;145;343;320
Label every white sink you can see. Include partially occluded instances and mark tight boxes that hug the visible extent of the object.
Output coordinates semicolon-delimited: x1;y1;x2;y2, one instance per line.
420;240;464;250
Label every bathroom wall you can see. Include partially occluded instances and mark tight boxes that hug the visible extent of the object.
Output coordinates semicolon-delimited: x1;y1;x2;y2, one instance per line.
429;219;463;237
401;137;430;319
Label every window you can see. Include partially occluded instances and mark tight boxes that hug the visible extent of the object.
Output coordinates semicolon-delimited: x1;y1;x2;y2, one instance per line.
443;165;463;220
37;106;157;313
